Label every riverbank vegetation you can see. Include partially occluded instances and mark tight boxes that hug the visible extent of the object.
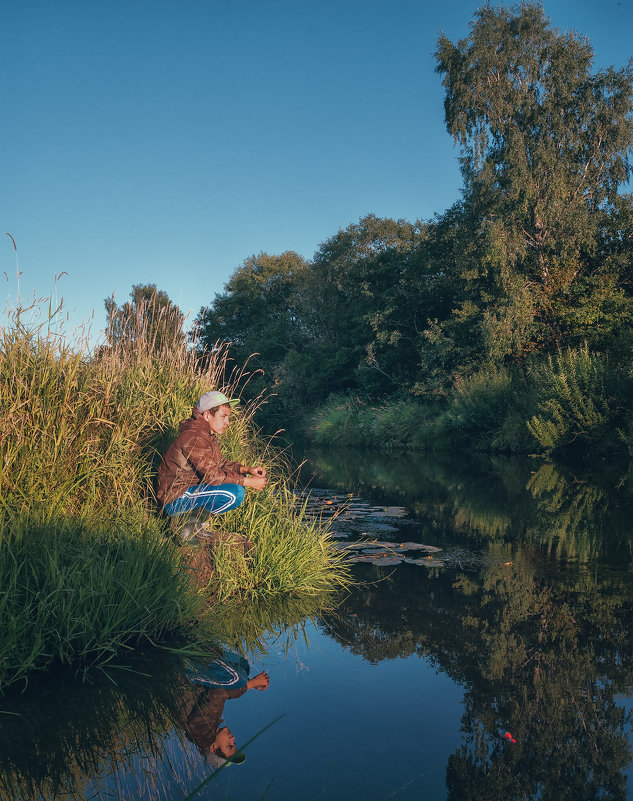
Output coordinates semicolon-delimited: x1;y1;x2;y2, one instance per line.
0;294;348;692
308;346;633;457
193;3;633;461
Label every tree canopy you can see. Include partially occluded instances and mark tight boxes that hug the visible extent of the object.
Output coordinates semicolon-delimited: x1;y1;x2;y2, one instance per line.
194;252;312;419
192;3;633;434
435;2;633;354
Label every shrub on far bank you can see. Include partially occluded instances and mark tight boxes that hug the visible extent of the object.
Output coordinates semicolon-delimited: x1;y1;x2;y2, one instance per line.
307;395;442;451
305;346;633;458
527;345;631;454
307;396;368;448
438;363;537;453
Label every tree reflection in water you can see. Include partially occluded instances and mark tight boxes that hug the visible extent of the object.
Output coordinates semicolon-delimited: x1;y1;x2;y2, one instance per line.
310;447;633;800
3;448;633;800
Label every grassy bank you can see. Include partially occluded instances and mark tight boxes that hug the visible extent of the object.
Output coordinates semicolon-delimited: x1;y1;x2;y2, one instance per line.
0;515;200;691
0;298;348;692
306;346;633;458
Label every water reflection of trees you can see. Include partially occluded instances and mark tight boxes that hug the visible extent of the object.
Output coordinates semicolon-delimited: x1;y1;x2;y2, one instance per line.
526;462;633;562
322;549;633;799
304;447;633;563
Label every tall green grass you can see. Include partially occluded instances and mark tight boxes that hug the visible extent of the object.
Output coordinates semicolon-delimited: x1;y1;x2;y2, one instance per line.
307;396;370;447
205;482;350;603
0;515;202;691
0;295;349;691
0;295;233;521
307;395;440;450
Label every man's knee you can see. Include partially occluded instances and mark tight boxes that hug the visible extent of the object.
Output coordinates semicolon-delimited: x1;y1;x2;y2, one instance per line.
229;483;246;508
203;483;245;514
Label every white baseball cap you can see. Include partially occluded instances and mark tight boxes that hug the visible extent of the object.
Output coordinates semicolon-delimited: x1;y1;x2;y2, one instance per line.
197;391;240;412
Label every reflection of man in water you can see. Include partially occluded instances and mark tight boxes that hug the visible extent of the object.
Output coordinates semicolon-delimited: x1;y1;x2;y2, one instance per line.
176;670;270;768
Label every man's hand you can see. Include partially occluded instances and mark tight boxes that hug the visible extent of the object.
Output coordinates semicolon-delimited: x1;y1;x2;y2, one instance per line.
244;465;266;477
241;465;267;490
243;473;267;491
246;671;270;691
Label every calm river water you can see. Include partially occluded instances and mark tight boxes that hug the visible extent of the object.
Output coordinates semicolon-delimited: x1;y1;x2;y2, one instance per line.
2;447;633;800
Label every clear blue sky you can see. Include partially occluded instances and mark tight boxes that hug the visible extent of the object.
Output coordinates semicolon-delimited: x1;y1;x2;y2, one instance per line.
3;0;632;345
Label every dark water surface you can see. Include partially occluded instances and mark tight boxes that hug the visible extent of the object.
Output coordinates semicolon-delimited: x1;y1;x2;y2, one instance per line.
2;448;633;800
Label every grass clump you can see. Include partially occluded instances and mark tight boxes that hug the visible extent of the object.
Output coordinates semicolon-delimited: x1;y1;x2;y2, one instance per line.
307;395;440;450
307;395;370;448
205;482;350;603
0;295;349;691
0;515;202;691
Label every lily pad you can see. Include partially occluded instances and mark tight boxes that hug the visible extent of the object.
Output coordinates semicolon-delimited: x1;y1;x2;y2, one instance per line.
355;550;399;559
404;557;444;567
370;557;403;566
381;506;408;518
398;542;443;553
347;555;403;566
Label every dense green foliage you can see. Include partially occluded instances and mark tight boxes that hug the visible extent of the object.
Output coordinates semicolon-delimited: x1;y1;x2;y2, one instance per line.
309;355;633;457
194;3;633;457
0;517;197;692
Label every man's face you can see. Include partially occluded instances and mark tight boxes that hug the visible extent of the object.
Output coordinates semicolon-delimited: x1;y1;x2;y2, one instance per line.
214;726;237;757
205;405;231;436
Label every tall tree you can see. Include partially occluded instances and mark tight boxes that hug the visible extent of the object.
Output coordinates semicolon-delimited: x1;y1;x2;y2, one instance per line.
308;214;427;395
435;2;633;354
104;284;186;351
194;251;312;417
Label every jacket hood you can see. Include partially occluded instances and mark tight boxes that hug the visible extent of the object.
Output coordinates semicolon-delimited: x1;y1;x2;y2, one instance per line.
178;407;207;434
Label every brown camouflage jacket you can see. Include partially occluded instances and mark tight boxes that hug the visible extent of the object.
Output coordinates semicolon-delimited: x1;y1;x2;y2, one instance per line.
156;408;244;506
175;684;247;753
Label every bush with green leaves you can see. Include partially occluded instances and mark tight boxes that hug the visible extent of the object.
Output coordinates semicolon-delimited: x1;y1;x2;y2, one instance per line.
437;363;536;451
527;345;628;453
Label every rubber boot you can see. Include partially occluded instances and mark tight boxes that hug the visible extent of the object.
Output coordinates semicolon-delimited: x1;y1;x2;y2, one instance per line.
171;509;211;544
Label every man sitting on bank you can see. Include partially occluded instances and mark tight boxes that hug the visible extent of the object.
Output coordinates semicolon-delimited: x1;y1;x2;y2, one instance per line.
156;391;267;525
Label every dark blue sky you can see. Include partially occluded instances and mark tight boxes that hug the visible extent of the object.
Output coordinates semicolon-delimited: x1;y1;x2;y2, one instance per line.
2;0;632;344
